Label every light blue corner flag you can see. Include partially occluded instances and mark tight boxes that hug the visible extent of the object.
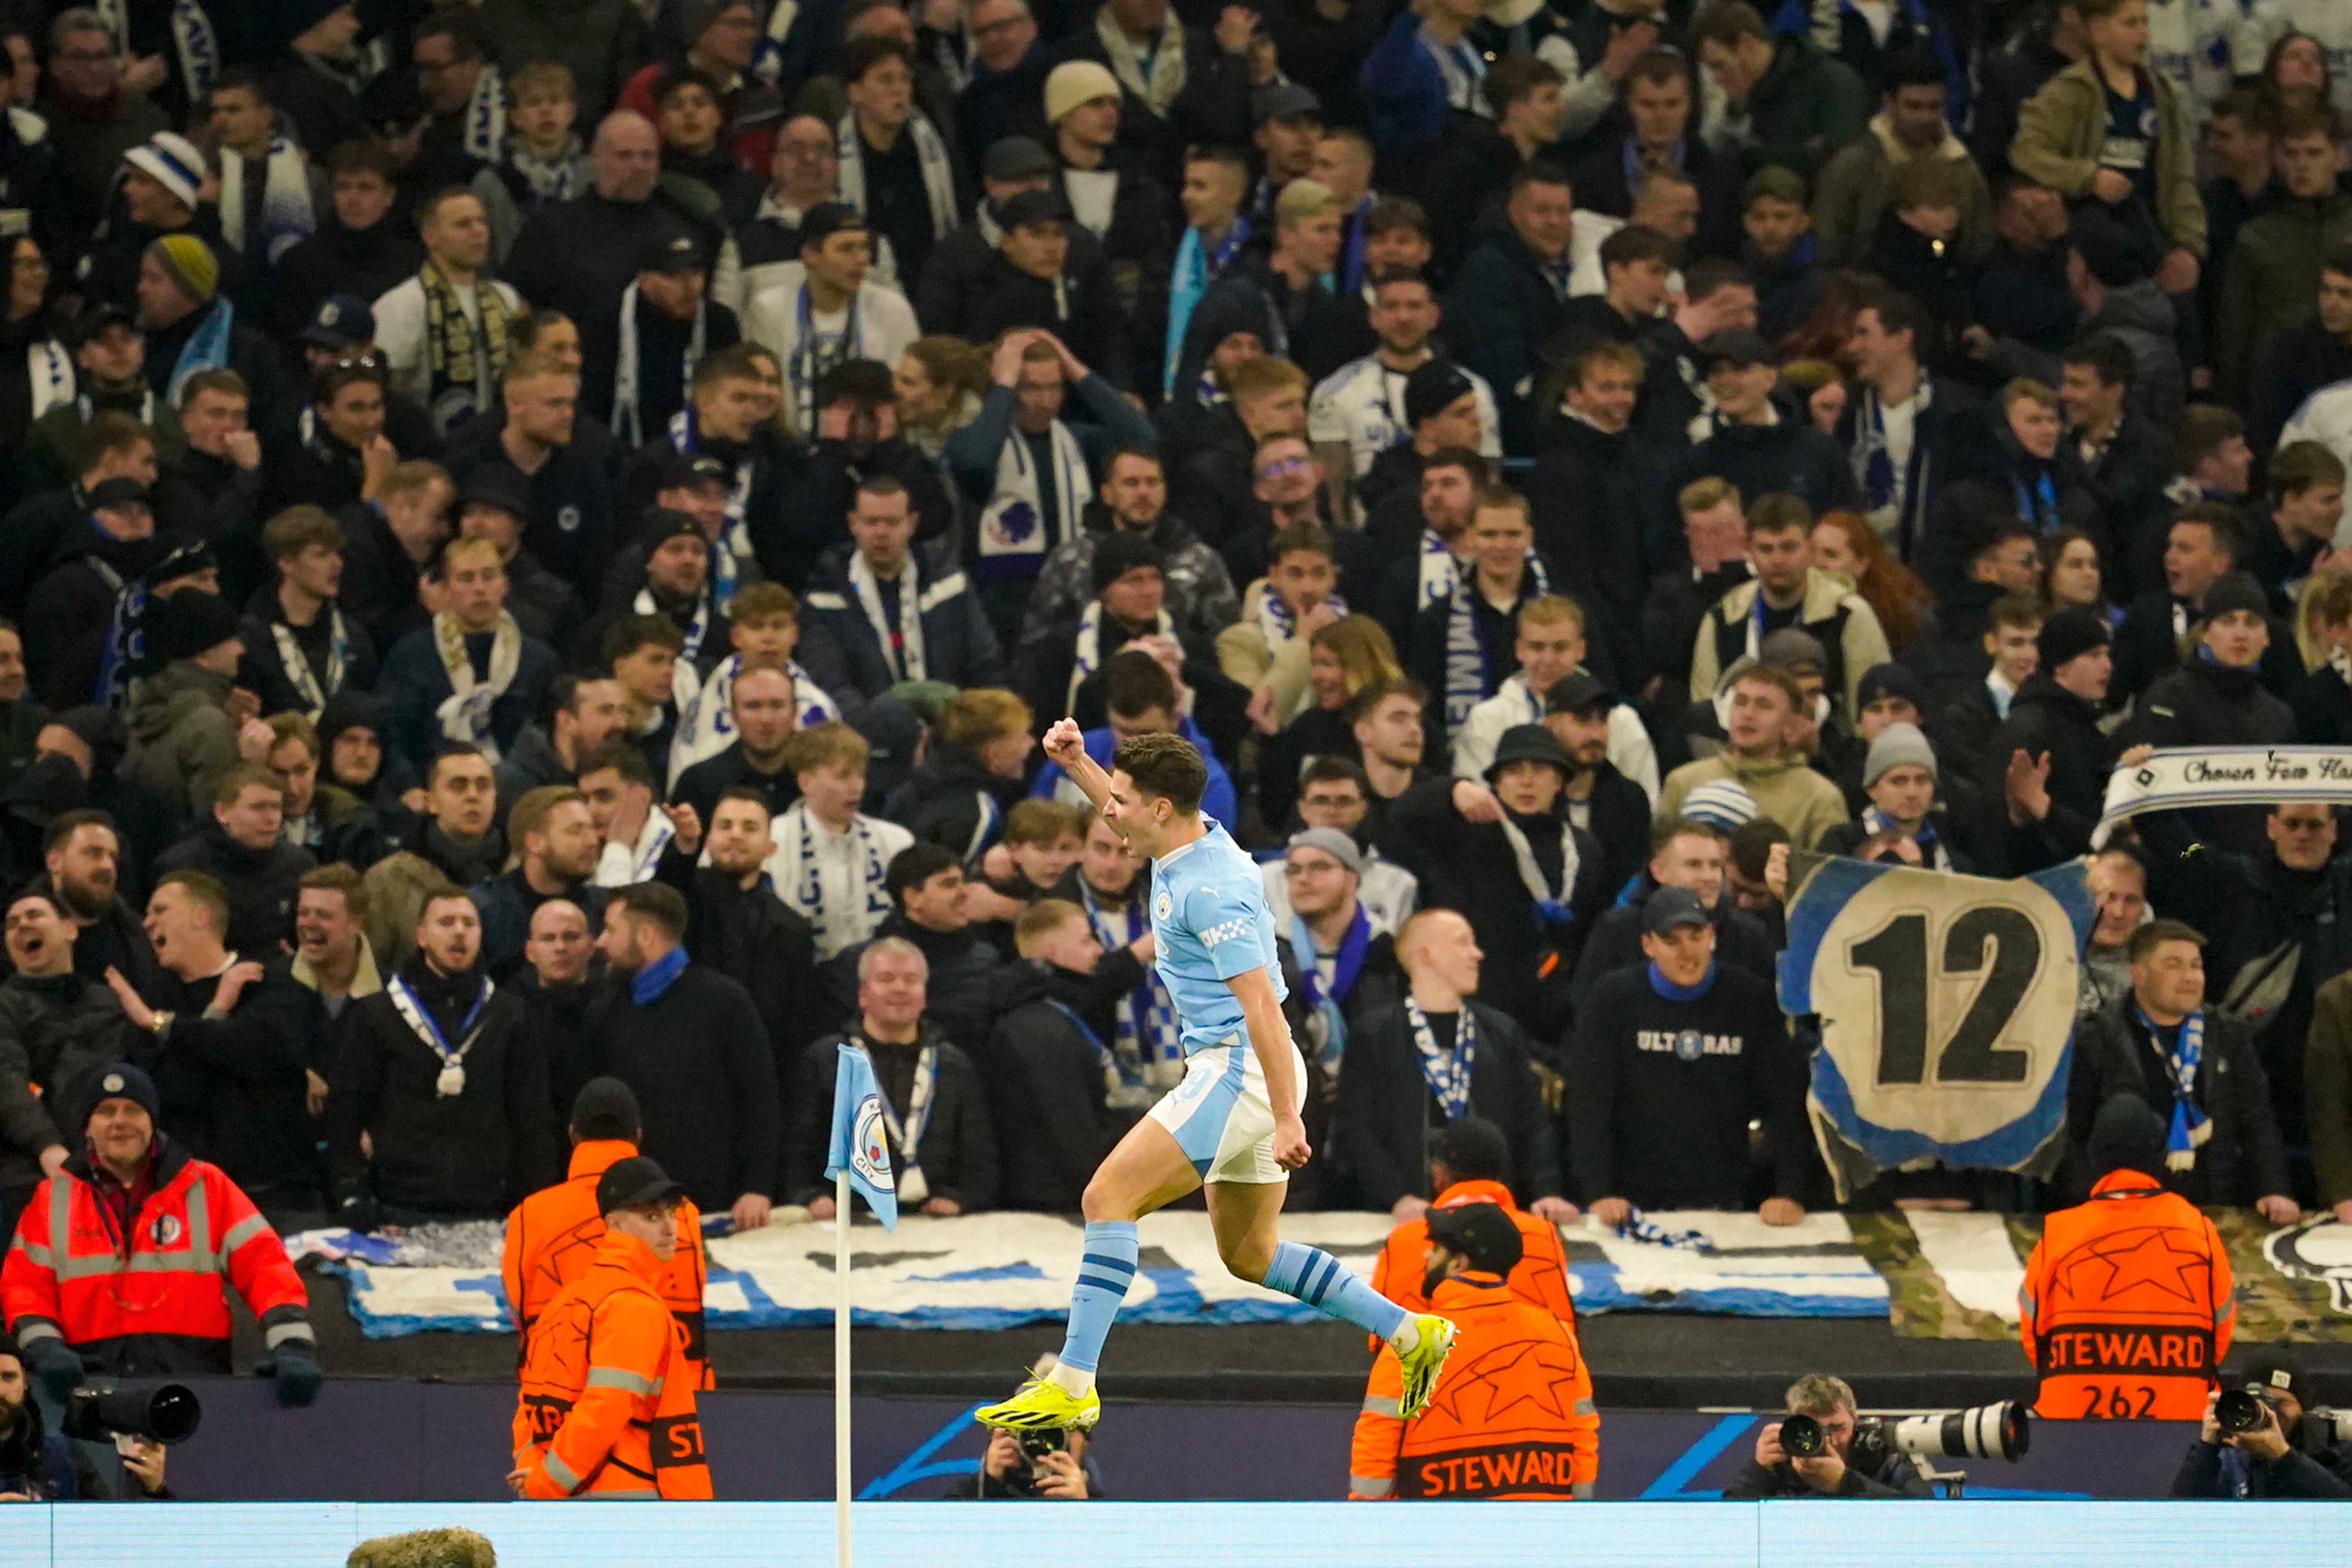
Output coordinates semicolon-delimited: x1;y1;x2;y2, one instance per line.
824;1043;898;1229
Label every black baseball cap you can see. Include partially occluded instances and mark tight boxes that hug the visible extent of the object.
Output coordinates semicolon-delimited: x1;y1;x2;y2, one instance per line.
86;476;152;510
641;225;709;275
597;1155;688;1214
662;450;733;491
1425;1201;1524;1275
1696;329;1773;369
1644;885;1711;937
997;187;1071;231
798;201;867;249
1543;671;1611;718
982;135;1055;183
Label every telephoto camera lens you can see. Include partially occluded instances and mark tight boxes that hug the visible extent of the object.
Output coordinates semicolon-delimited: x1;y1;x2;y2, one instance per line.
1779;1412;1826;1458
59;1382;203;1446
1885;1401;2031;1463
2215;1390;2267;1436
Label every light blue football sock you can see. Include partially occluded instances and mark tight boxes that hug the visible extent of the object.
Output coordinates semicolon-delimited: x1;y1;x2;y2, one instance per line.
1261;1240;1409;1343
1053;1220;1139;1381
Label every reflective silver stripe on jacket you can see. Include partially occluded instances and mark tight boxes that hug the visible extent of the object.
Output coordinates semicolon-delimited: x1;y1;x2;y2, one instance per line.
1360;1395;1401;1418
1349;1473;1393;1497
586;1366;658;1395
542;1450;584;1492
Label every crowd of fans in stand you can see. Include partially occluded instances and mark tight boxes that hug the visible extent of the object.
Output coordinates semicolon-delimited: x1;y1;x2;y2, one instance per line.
0;0;2350;1272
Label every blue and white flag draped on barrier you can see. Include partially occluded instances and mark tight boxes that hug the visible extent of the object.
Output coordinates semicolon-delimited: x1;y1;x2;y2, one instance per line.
1778;853;2095;1201
2092;746;2352;847
826;1043;898;1229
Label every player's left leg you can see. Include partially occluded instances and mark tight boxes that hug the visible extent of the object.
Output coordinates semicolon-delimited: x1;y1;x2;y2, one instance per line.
1205;1179;1458;1418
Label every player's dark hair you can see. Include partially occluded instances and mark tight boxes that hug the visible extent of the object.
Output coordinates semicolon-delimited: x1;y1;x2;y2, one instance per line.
1112;731;1208;816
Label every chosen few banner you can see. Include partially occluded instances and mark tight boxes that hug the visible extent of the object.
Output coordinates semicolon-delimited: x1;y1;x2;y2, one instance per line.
1778;854;2094;1201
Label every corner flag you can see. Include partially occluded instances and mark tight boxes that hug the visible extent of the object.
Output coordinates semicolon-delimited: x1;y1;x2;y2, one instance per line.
824;1043;898;1229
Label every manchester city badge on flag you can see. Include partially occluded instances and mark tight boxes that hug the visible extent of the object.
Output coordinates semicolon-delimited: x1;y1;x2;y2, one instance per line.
1777;853;2095;1200
825;1043;899;1229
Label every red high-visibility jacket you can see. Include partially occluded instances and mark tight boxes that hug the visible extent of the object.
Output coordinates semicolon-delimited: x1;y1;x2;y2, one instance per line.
2020;1168;2235;1421
1;1139;312;1374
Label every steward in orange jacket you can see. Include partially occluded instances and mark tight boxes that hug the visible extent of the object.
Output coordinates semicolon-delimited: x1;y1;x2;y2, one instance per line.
503;1079;709;1385
1371;1179;1575;1324
1;1065;321;1404
511;1155;712;1499
2021;1096;2235;1421
1351;1202;1598;1500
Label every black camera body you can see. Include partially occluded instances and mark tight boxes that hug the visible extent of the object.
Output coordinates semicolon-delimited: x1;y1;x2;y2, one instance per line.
59;1383;202;1447
1015;1426;1068;1463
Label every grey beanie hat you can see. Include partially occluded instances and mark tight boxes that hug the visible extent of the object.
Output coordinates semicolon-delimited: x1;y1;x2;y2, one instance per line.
1862;721;1937;789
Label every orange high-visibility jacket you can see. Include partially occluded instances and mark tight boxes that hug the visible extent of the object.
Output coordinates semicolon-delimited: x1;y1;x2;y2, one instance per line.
1368;1179;1576;1330
1;1141;311;1371
2019;1169;2236;1421
503;1139;710;1386
512;1230;713;1499
1349;1272;1599;1500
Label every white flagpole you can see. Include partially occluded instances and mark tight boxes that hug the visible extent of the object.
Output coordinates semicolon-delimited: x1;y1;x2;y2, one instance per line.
836;1170;852;1568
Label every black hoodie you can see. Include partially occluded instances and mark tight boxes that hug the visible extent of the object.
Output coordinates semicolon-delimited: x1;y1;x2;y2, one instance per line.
980;958;1124;1212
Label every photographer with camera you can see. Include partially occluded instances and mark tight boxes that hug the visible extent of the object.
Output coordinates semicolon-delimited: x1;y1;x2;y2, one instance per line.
944;1359;1104;1500
1724;1374;1933;1498
2171;1356;2352;1499
0;1066;321;1410
0;1335;170;1501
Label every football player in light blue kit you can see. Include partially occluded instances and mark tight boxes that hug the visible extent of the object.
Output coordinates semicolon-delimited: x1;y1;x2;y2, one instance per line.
976;723;1458;1434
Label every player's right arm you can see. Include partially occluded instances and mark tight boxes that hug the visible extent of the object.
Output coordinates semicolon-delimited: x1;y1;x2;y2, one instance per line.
1042;717;1115;815
1227;964;1308;1170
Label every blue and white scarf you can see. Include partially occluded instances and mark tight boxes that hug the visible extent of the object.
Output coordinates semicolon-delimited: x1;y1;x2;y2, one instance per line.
269;608;350;720
1861;805;1950;871
784;278;860;434
1417;529;1463;610
785;801;893;934
1068;598;1173;707
1441;554;1549;739
1079;877;1182;1103
1406;998;1475;1121
1498;812;1577;930
1848;378;1930;553
165;298;235;405
2132;1001;2211;1171
462;66;508;163
834;107;958;245
217;136;314;264
611;283;707;450
666;406;754;538
85;549;144;709
1292;907;1371;1076
1248;579;1343;652
97;0;217;103
1162;216;1250;397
